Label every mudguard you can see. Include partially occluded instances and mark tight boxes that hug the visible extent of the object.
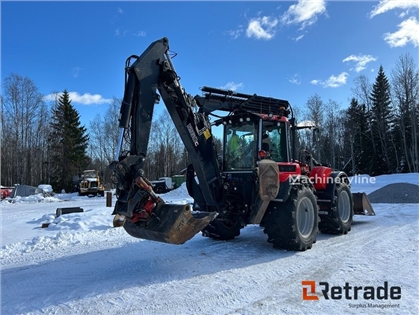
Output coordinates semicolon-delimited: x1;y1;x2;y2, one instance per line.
122;203;218;244
249;159;280;224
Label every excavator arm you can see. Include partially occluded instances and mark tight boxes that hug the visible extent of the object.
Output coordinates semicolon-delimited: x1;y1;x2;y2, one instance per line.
110;37;221;244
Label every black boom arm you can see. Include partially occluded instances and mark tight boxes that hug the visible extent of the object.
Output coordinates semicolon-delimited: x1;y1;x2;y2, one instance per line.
110;37;223;218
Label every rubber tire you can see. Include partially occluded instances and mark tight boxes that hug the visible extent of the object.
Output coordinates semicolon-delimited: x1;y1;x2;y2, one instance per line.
263;186;319;251
319;183;353;235
201;219;242;240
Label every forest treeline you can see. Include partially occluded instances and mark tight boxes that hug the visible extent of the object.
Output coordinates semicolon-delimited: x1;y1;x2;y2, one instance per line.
1;53;418;192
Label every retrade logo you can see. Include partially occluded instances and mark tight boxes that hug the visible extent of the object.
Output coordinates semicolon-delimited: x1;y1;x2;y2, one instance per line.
302;280;319;300
301;280;402;301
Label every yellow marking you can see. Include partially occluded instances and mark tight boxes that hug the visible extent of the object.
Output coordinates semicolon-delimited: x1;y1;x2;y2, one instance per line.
203;129;211;140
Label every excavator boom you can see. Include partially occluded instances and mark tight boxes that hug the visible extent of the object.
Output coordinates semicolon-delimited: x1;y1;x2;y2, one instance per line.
110;37;221;244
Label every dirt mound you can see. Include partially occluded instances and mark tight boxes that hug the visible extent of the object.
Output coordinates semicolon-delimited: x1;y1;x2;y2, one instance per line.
368;183;419;203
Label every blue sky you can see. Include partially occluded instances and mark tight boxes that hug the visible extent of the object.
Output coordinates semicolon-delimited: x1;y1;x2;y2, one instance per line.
1;1;419;128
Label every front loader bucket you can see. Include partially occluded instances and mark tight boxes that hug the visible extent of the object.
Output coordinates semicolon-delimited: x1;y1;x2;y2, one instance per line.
352;193;376;216
123;203;218;245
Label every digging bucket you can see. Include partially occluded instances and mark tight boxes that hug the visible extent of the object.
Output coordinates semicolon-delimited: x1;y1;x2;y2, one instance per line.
122;203;218;244
352;192;375;216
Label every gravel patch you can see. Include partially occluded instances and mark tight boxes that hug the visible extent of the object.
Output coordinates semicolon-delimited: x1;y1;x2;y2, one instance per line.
368;183;419;203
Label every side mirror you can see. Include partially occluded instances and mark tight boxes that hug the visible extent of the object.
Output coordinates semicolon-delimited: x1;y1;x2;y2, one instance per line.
289;117;296;128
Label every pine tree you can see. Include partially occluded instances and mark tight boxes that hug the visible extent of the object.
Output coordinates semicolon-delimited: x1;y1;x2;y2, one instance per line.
49;90;89;192
369;66;393;175
344;98;371;175
344;99;358;175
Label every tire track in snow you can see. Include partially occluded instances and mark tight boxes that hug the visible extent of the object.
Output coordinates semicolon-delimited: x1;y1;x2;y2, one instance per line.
224;203;419;315
2;203;418;315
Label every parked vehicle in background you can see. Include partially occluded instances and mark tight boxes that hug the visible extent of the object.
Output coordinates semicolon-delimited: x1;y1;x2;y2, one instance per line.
150;177;173;194
150;175;187;194
1;184;53;201
78;170;105;197
38;184;54;196
1;186;14;199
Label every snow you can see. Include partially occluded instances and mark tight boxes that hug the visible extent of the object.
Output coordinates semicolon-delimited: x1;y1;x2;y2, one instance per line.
1;175;419;314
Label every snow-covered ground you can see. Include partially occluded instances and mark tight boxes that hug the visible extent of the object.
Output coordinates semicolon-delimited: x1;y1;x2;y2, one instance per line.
1;173;419;315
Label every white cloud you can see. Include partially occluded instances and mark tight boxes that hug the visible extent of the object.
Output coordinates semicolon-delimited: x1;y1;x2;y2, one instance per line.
369;0;418;18
134;31;147;37
281;0;326;30
342;54;377;72
219;82;244;91
295;34;304;41
117;7;124;14
44;92;112;105
384;16;419;47
71;67;81;78
246;16;278;40
288;74;301;85
325;72;349;87
226;29;243;40
310;72;349;88
115;28;129;37
399;10;409;18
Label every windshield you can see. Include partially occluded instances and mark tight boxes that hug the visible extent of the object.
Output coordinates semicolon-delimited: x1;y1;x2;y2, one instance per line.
84;171;97;178
224;121;258;170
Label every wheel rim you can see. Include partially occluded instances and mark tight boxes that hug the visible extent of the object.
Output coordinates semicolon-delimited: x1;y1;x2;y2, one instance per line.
338;190;351;223
296;197;315;238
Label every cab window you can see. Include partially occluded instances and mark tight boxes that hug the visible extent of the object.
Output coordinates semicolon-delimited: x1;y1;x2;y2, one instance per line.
224;122;258;170
261;121;289;162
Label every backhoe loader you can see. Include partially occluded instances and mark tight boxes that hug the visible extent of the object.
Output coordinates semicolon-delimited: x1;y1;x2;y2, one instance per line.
110;37;374;251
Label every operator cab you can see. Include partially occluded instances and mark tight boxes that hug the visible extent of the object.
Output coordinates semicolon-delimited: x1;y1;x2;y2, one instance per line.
222;114;291;171
260;116;291;163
